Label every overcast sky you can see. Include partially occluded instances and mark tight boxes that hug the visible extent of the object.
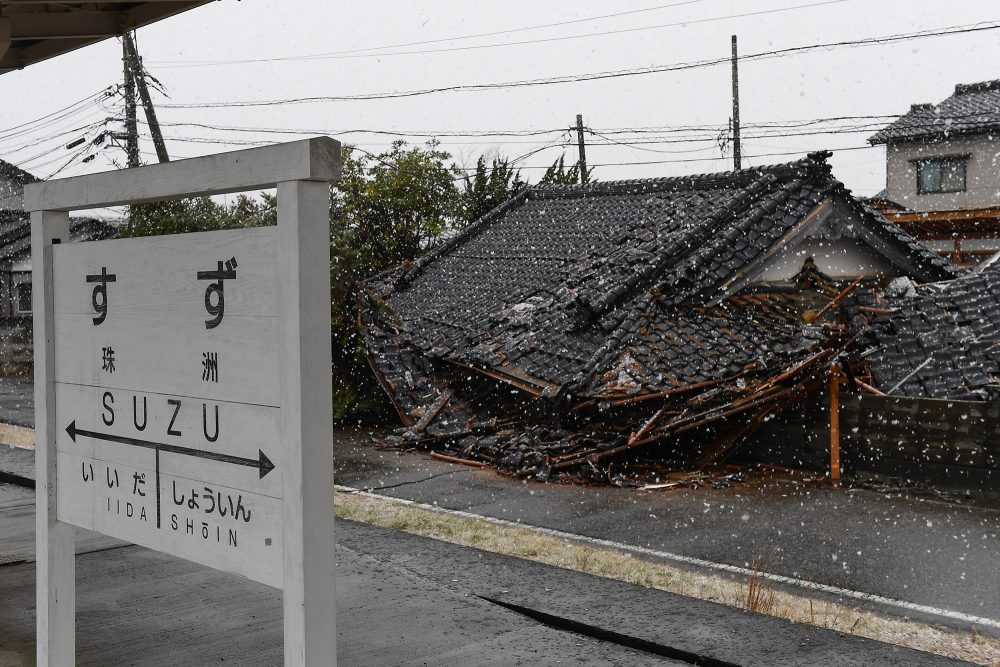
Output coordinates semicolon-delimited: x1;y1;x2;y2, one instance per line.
2;0;998;203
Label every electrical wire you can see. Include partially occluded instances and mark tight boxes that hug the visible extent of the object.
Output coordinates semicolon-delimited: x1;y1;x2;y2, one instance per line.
150;0;712;66
0;87;115;141
151;0;846;66
153;22;1000;108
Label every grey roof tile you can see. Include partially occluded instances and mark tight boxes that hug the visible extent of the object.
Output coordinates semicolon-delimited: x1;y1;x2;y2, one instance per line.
869;79;1000;144
366;152;963;448
849;262;1000;400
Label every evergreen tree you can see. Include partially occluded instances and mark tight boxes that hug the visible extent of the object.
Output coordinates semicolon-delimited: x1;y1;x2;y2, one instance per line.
460;154;526;223
538;154;593;186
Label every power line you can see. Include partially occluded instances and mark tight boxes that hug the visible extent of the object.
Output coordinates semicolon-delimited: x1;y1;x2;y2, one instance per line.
508;144;878;169
150;0;712;66
116;112;994;151
135;119;569;138
154;21;1000;108
0;88;112;142
151;0;846;66
1;118;108;159
145;131;874;168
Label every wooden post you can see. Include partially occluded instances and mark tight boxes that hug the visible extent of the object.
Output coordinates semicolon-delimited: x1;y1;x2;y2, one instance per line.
121;35;140;168
124;31;170;164
278;179;336;666
32;209;74;667
829;362;841;484
575;114;588;184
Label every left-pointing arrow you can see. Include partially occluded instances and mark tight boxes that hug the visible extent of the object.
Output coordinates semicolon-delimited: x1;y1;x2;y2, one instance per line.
66;420;276;478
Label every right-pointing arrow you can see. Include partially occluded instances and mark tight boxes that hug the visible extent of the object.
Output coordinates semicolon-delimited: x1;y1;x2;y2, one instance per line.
258;449;275;479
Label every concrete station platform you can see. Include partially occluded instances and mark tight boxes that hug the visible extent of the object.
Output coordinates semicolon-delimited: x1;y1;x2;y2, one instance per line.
0;482;966;667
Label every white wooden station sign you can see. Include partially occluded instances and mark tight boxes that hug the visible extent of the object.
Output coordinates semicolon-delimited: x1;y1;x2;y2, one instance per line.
27;137;340;666
54;226;284;584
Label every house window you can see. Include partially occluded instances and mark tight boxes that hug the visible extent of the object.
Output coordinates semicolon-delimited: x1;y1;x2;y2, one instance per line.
916;157;966;194
15;282;32;314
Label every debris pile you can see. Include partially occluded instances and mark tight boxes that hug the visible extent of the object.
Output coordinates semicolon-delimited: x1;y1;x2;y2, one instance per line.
370;289;858;483
848;257;1000;400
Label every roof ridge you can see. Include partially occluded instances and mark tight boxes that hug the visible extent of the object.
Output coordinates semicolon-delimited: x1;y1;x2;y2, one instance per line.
527;152;831;198
869;81;1000;144
663;177;809;305
955;79;1000;95
574;172;783;319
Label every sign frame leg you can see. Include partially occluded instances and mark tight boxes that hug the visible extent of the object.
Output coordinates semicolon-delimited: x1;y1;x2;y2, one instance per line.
32;210;75;666
278;179;336;666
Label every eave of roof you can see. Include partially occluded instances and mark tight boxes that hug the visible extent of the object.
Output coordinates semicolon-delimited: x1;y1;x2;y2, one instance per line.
883;206;1000;240
0;2;211;75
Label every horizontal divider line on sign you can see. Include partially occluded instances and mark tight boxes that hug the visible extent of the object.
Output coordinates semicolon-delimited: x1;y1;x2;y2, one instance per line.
54;381;281;410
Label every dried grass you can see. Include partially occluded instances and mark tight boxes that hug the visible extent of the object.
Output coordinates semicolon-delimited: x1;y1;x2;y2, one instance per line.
335;490;1000;666
741;548;779;615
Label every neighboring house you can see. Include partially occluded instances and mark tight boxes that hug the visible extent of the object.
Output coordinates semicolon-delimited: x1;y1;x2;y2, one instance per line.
0;159;38;211
0;160;118;325
0;210;117;365
868;80;1000;265
363;152;957;479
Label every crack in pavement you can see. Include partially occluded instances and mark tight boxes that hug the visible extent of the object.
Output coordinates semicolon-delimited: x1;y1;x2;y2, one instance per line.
339;529;713;666
357;468;471;492
478;595;738;667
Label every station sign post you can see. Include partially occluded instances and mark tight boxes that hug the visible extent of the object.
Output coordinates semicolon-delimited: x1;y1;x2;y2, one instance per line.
26;137;340;666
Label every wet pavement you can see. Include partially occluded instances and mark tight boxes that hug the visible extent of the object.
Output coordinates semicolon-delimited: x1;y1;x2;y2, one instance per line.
0;483;961;666
0;375;31;428
333;430;1000;633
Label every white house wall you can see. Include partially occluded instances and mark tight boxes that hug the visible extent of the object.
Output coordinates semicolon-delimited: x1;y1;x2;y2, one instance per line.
885;134;1000;211
756;236;897;282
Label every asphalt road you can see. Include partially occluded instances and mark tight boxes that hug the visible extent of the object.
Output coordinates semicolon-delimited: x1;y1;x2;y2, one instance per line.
333;429;1000;632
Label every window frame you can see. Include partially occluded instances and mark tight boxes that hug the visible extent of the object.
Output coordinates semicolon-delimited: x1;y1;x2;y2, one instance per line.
14;280;32;315
914;156;968;195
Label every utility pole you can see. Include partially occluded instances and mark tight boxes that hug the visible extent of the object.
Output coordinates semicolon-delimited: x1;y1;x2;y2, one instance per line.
124;31;170;163
121;36;140;168
730;34;741;170
575;113;588;184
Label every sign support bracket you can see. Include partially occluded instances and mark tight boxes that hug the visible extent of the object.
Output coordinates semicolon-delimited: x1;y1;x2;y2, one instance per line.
278;179;336;665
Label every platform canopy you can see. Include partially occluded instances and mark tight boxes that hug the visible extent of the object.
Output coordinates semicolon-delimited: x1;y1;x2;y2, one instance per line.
0;1;210;75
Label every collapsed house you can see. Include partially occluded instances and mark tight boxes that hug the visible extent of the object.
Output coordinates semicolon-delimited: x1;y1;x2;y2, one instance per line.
850;257;1000;400
363;152;958;483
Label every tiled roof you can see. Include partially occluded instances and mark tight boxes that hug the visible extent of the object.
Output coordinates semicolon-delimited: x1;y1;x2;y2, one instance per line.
849;264;1000;400
0;210;118;263
869;80;1000;145
0;160;38;188
366;153;956;431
